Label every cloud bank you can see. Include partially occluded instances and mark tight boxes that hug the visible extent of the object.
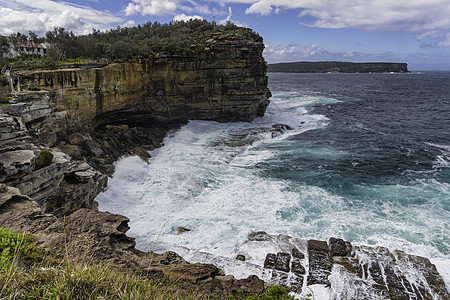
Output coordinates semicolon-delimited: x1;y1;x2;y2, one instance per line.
240;0;450;47
0;0;124;35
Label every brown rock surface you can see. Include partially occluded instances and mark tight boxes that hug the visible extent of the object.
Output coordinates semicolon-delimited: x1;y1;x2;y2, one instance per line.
17;30;270;127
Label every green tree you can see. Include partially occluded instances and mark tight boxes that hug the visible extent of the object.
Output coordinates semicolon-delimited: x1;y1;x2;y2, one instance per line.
45;27;76;59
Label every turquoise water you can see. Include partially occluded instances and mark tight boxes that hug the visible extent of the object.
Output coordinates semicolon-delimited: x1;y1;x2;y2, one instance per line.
97;72;450;289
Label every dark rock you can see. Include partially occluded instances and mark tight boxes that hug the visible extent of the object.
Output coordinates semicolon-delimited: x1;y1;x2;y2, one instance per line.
0;192;56;233
291;247;305;259
274;252;291;272
163;263;219;283
329;237;352;256
57;143;82;160
271;270;289;284
67;132;91;145
230;275;265;296
174;226;191;235
222;275;265;299
133;147;151;162
308;239;329;251
248;231;272;242
235;254;246;261
264;253;276;269
307;239;332;286
289;274;304;294
291;258;305;275
158;251;187;266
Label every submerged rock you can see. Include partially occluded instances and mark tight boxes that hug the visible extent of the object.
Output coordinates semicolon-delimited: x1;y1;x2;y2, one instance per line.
174;226;192;235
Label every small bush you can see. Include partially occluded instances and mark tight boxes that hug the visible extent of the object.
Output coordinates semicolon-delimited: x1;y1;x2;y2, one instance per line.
0;75;8;87
0;227;36;261
35;150;54;170
30;86;40;91
229;286;296;300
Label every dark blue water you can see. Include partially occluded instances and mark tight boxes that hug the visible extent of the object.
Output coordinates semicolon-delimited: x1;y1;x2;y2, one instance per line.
266;72;450;191
98;72;450;289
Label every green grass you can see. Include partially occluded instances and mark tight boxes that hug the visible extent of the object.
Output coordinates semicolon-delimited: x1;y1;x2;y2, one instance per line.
0;228;312;299
0;227;209;299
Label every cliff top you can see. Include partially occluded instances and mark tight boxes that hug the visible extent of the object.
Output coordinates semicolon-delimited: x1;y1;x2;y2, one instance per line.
2;20;263;71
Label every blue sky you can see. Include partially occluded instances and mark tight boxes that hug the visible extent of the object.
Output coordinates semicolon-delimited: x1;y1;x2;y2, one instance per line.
1;0;450;70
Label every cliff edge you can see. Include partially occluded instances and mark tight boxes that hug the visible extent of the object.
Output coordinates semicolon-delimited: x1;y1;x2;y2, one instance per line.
16;28;270;127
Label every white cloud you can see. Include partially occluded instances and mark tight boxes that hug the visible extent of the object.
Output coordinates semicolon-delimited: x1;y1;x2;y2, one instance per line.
220;7;233;24
224;0;450;47
121;20;137;28
173;13;204;22
264;43;330;62
124;0;177;16
0;0;126;35
245;1;273;16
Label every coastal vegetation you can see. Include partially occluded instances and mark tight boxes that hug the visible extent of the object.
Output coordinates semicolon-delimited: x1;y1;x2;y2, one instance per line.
34;150;54;170
0;20;262;70
0;228;299;300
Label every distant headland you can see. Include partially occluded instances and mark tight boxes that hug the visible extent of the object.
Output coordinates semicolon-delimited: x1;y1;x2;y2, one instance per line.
268;61;409;73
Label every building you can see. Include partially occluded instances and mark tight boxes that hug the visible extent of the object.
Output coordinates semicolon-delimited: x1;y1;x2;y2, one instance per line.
2;37;48;58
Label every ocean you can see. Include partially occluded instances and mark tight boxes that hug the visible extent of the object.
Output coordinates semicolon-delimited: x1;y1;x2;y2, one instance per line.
96;72;450;295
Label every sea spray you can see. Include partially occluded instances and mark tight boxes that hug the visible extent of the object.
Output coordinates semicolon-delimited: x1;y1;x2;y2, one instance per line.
97;72;450;295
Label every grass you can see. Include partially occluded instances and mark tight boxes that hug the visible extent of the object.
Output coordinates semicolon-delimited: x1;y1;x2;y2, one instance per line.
0;227;208;299
0;227;311;299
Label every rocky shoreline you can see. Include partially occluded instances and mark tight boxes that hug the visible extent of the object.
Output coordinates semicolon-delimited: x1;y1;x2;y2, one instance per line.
1;27;449;299
1;91;449;299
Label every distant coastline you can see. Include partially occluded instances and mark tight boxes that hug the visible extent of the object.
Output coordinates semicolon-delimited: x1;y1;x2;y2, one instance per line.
267;61;409;73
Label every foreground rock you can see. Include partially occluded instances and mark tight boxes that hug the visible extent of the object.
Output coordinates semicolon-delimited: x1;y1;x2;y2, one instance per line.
187;231;450;300
0;193;266;299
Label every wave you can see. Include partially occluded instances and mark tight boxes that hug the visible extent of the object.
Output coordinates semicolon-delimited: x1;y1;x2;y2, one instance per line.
96;89;450;294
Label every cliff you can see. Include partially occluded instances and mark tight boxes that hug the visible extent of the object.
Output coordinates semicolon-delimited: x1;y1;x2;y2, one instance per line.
1;28;449;298
268;61;409;73
16;30;270;127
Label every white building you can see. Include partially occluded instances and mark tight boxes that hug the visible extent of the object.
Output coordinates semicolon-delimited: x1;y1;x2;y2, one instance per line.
3;37;48;58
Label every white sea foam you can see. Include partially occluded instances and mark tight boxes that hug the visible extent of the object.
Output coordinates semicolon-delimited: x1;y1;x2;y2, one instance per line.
425;142;450;168
96;91;450;295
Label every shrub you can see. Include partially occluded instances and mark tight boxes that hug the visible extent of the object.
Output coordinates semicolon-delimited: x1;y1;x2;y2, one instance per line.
229;286;297;300
35;150;54;169
0;75;8;86
30;86;40;91
0;227;36;261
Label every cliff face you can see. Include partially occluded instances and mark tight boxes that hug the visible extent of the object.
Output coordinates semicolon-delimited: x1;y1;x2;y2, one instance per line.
268;61;409;73
18;31;270;127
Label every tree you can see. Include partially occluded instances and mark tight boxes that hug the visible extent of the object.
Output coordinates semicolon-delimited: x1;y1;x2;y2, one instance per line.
8;32;27;53
45;27;76;59
0;36;10;57
28;31;44;45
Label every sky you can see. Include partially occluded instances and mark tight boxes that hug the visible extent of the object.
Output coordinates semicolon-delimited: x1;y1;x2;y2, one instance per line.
1;0;450;70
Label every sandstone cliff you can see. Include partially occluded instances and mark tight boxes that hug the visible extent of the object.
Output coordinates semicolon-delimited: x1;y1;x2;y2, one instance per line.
17;29;270;127
1;27;449;299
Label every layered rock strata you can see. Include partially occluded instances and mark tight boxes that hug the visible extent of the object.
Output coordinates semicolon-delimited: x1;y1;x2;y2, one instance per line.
16;30;270;127
190;231;449;299
0;29;273;298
